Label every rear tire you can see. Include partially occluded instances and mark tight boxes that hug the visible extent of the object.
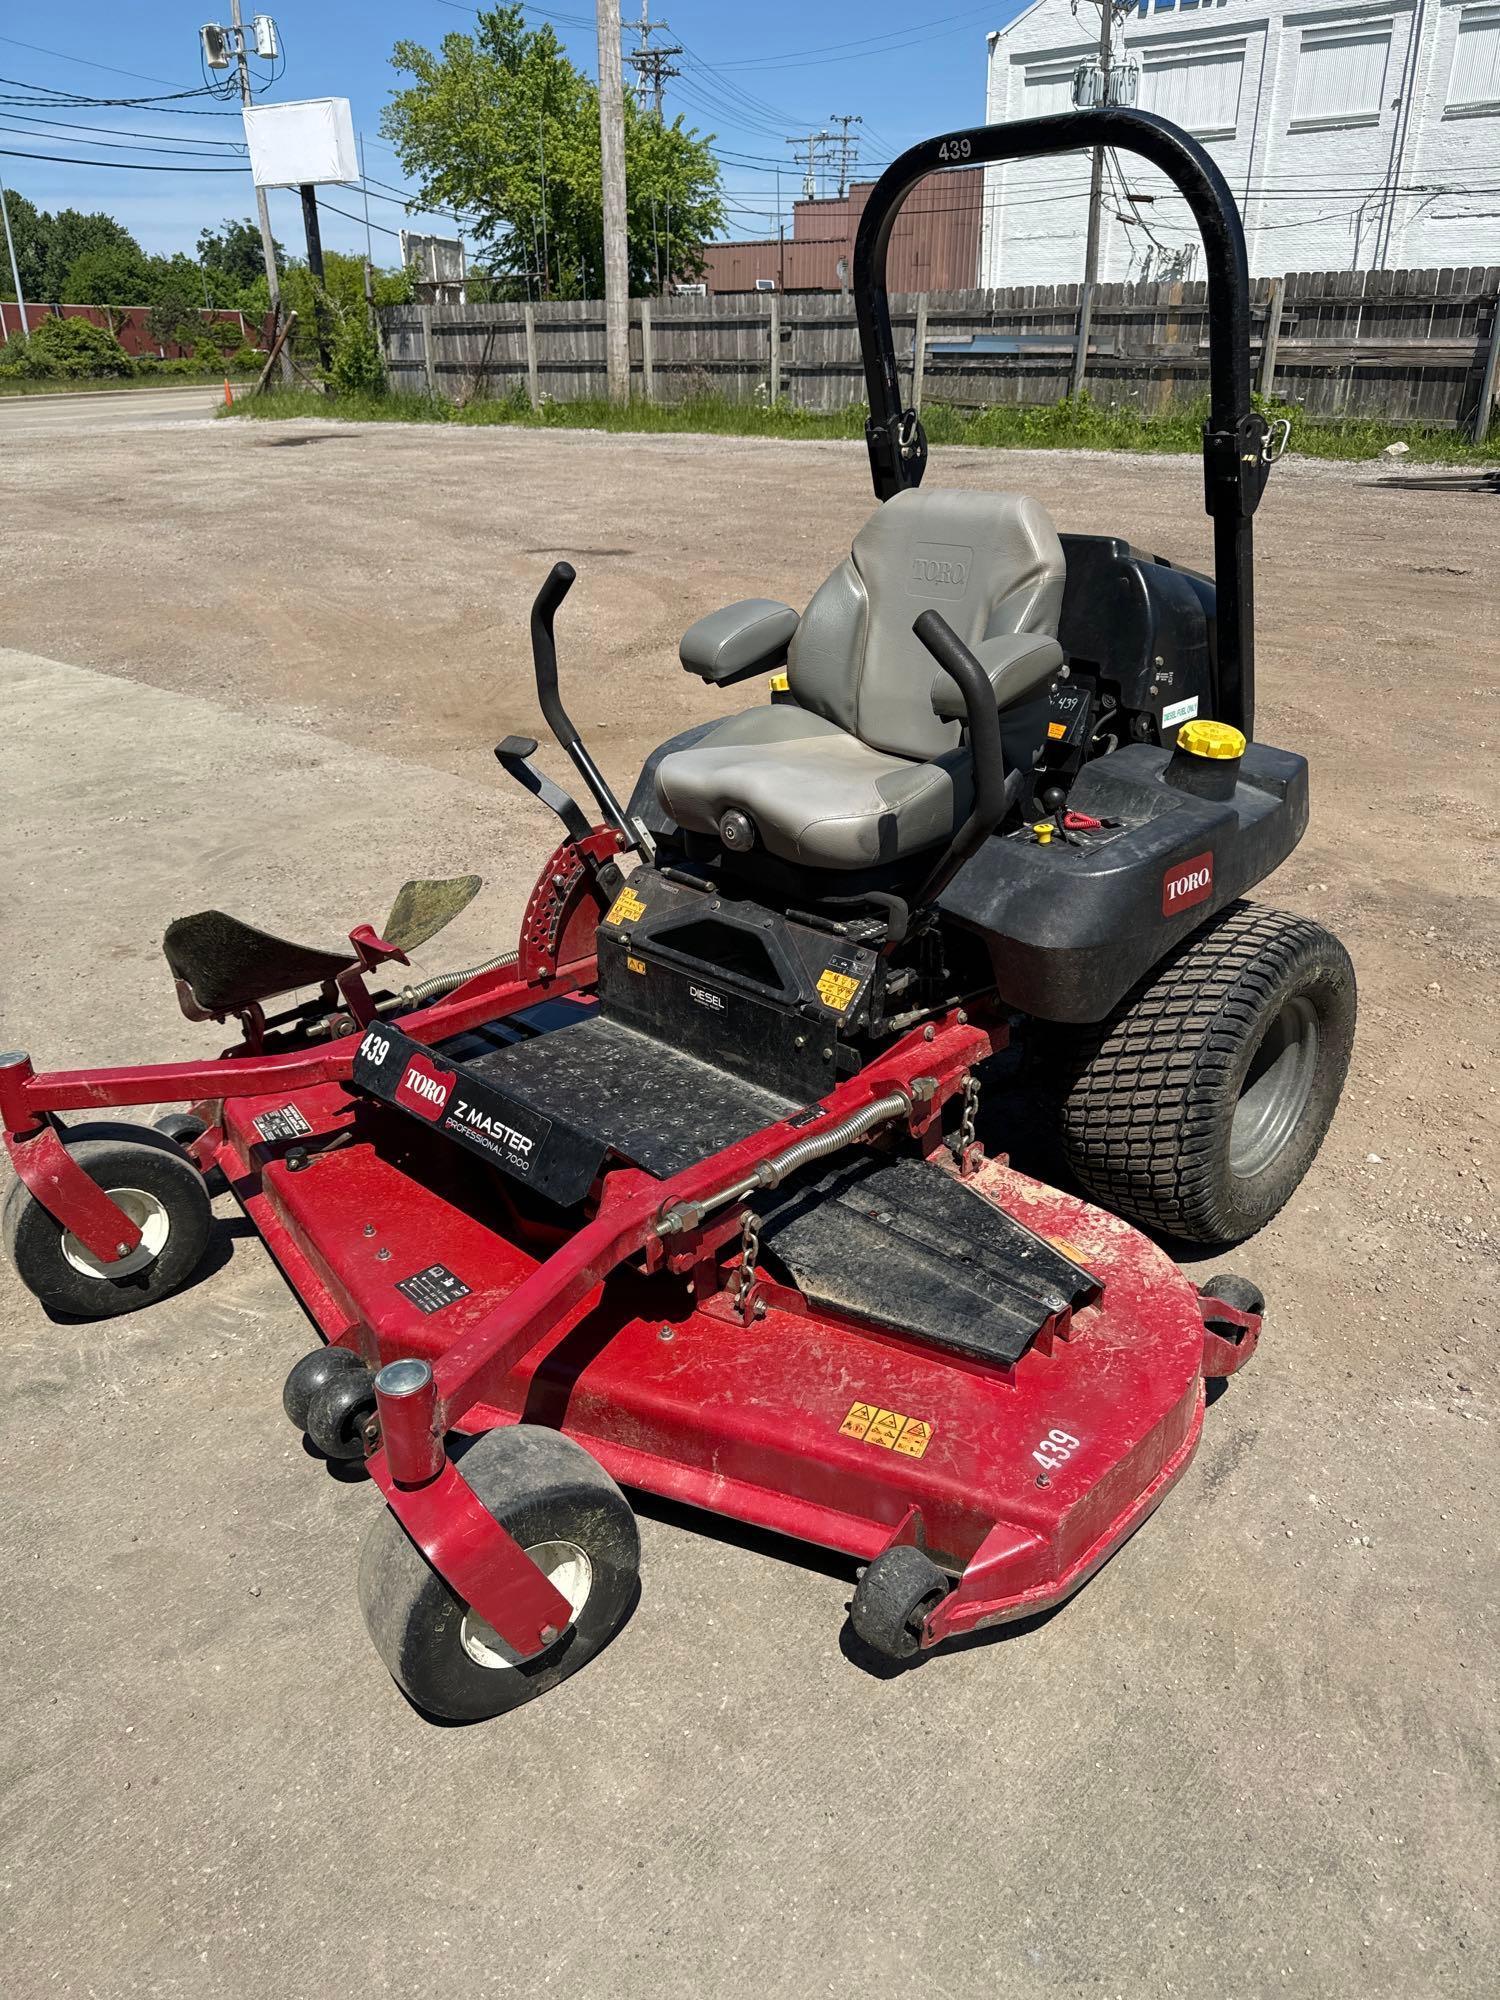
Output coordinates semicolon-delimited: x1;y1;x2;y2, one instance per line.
1052;903;1355;1246
3;1123;212;1318
358;1426;640;1722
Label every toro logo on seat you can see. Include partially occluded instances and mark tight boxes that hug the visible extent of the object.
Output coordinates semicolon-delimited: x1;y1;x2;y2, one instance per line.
395;1052;455;1121
1162;850;1214;917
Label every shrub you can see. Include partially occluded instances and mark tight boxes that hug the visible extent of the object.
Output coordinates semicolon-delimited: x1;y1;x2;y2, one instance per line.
329;312;385;396
24;315;133;378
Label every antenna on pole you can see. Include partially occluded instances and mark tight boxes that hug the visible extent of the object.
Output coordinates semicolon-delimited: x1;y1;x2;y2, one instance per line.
829;114;862;199
626;3;682;120
785;130;835;203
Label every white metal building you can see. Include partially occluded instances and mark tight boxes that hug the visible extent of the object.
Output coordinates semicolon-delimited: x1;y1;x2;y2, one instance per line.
980;0;1500;282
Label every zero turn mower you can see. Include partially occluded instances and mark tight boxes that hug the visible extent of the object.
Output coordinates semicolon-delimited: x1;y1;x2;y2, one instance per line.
2;110;1354;1719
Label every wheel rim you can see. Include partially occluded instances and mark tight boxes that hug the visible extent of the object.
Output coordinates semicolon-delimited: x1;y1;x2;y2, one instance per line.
460;1540;593;1670
60;1187;170;1280
1231;995;1320;1178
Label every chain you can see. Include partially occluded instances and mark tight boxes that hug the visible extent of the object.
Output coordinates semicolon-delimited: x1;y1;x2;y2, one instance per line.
734;1209;761;1300
958;1072;981;1154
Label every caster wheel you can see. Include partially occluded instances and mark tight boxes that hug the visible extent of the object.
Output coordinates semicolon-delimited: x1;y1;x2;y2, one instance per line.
283;1343;367;1432
849;1545;950;1662
1199;1273;1265;1318
2;1122;212;1320
153;1112;207;1152
305;1364;377;1461
358;1425;640;1722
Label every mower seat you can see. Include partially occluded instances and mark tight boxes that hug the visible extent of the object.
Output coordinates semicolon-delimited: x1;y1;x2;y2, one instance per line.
655;488;1065;869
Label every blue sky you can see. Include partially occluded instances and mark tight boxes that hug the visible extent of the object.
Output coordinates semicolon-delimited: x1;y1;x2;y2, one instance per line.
0;3;1024;266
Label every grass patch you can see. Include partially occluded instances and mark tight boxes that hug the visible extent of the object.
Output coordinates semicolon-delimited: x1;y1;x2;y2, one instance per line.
221;384;1500;466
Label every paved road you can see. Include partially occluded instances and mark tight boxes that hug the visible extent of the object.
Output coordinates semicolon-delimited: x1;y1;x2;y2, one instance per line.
0;383;226;434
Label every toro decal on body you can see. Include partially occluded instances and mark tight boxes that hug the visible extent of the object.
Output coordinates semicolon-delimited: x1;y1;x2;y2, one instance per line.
353;1025;553;1181
1162;850;1214;917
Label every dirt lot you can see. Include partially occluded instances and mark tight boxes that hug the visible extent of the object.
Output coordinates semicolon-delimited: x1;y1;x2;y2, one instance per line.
1;411;1495;1999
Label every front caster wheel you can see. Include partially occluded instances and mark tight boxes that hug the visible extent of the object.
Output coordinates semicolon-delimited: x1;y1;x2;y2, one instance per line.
849;1545;950;1662
304;1364;377;1462
358;1425;640;1722
283;1343;368;1432
2;1123;212;1319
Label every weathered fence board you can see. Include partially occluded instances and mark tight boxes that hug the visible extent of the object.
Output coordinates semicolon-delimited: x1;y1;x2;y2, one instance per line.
380;266;1500;432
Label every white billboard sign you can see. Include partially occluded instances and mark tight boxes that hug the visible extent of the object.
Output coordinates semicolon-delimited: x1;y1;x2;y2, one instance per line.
243;97;358;188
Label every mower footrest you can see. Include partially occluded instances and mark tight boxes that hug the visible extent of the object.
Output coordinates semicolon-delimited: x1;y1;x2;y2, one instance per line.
757;1155;1099;1367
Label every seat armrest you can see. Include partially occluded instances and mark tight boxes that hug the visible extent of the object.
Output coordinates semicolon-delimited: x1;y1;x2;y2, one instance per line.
930;632;1063;721
680;599;800;686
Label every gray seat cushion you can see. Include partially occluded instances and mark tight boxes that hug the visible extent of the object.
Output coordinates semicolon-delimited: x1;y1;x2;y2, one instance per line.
655;705;970;869
653;487;1066;872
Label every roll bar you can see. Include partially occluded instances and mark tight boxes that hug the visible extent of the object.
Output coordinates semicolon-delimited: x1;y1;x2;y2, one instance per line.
852;108;1272;737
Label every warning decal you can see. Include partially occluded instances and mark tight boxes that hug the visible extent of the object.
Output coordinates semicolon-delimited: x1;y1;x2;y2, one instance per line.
604;885;647;927
252;1104;312;1145
396;1263;472;1315
816;968;860;1013
839;1401;934;1459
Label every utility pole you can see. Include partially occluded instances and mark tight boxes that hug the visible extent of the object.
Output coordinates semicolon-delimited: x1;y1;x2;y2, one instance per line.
1073;0;1115;397
627;3;681;120
1080;1;1114;296
829;114;862;200
596;0;630;404
0;163;29;336
227;0;292;383
786;131;835;203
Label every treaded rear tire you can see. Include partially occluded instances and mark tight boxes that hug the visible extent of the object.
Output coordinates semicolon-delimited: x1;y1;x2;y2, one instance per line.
1052;902;1355;1246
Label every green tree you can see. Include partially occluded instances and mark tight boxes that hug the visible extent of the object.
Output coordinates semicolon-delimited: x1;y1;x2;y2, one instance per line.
0;188;49;300
0;196;143;303
62;242;151;313
197;217;279;300
39;209;143;300
381;4;724;297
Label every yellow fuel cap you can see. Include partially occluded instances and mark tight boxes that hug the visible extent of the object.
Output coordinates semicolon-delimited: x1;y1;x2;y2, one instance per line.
1176;719;1246;760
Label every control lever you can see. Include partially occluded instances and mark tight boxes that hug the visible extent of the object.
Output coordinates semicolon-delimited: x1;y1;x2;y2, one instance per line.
495;736;594;844
529;562;656;860
908;610;1024;913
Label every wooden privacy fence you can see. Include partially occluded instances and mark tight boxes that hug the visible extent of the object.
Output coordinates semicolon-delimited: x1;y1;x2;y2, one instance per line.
379;265;1500;439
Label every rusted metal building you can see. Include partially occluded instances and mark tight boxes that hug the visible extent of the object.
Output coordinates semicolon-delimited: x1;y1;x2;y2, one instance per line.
703;167;982;294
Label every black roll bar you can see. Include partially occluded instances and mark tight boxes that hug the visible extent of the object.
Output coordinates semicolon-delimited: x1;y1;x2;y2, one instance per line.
852;108;1272;736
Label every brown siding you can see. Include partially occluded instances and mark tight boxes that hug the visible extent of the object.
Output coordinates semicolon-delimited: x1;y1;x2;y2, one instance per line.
0;301;266;356
703;168;982;294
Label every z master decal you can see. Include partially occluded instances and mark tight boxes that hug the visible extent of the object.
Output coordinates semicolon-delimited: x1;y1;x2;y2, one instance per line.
1161;850;1214;917
353;1024;555;1181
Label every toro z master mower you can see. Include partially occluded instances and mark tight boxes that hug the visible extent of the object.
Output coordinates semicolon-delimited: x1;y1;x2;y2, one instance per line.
3;111;1354;1720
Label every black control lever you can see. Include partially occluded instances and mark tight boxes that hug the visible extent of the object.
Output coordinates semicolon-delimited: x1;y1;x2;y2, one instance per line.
529;562;655;860
495;735;594;843
908;609;1023;911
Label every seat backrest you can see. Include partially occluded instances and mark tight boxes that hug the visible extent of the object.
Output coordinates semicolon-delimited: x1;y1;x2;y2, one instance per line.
787;487;1066;760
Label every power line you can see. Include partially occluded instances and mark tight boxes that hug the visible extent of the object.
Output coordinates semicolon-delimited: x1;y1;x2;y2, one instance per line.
0;145;245;172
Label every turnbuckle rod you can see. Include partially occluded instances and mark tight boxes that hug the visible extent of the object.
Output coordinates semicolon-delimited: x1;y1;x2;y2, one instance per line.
655;1086;918;1237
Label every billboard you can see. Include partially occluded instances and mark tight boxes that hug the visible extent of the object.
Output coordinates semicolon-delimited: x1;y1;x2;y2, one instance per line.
401;232;467;303
243;98;358;189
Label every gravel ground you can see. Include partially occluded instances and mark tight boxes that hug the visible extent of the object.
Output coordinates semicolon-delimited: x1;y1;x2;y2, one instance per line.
0;413;1494;1999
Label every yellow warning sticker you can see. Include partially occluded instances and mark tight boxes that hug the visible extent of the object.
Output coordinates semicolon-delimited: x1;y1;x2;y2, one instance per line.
604;885;647;927
1047;720;1068;741
840;1401;933;1458
626;955;647;974
816;968;860;1013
